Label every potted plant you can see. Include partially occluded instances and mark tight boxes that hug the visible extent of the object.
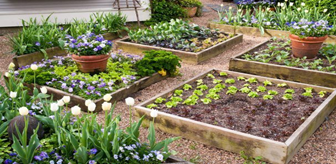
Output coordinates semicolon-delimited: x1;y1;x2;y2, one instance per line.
65;33;112;73
179;0;203;17
288;19;332;59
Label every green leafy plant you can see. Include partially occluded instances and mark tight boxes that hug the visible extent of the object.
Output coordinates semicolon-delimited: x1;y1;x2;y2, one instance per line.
197;84;208;91
285;89;295;94
170;96;183;102
155;97;166;104
201;98;212;104
207;73;215;79
256;86;267;92
165;101;178;108
219;72;228;76
196;79;203;85
304;87;313;93
263;80;273;86
136;50;181;77
302;92;313;97
226;86;238;95
282;93;293;100
213;79;222;84
206;92;220;99
268;90;278;95
263;95;273;100
225;78;236;84
214;83;226;89
174;89;184;96
193;90;203;96
246;77;258;84
237;76;246;81
240;87;251;93
183;84;193;91
318;91;327;97
248;91;259;98
147;103;158;109
277;83;288;87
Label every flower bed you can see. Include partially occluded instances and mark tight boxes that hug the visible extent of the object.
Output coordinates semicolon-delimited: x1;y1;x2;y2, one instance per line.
135;69;336;164
16;50;180;112
229;38;336;88
117;19;243;64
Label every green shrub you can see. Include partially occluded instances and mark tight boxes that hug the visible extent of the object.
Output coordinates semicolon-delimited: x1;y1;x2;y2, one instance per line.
135;50;181;76
144;0;186;26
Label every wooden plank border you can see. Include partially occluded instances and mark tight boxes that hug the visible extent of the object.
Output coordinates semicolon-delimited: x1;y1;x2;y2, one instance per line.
228;39;336;88
134;69;336;164
209;23;336;44
116;34;243;65
25;73;167;112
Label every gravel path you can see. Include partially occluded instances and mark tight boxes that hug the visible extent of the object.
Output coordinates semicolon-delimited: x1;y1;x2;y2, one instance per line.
0;1;336;163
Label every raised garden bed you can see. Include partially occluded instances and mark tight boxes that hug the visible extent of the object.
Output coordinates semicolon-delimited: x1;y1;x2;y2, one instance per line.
229;38;336;88
135;69;336;164
13;32;124;70
117;34;242;64
18;52;169;112
209;23;336;44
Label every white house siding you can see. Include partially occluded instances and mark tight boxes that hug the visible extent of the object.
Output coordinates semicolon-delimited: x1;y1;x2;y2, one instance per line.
0;0;150;27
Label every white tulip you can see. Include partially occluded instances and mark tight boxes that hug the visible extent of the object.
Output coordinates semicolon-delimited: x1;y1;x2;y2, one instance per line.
19;107;29;116
301;2;305;6
125;97;135;106
220;4;223;7
280;3;284;7
88;102;96;112
62;96;70;103
289;2;294;6
40;86;47;94
103;94;112;102
102;102;112;111
305;9;309;13
150;109;158;118
57;99;65;106
71;106;81;115
30;64;38;71
85;99;93;106
10;91;17;98
50;103;59;112
324;9;328;13
4;72;10;77
297;8;301;11
8;62;15;69
229;7;232;10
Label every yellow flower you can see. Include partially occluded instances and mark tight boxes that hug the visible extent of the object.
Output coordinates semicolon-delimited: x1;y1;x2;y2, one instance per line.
158;69;167;76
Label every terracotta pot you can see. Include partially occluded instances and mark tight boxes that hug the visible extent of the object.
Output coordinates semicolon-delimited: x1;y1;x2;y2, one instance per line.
289;34;328;59
184;7;197;17
72;54;110;73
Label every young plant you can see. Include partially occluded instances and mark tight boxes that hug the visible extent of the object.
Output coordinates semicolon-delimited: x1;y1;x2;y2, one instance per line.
263;80;273;86
219;72;228;76
196;79;203;85
248;91;259;98
165;101;178;108
239;87;251;93
213;79;222;84
155;97;166;104
170;96;183;102
207;73;215;79
284;89;295;94
201;98;212;104
268;90;278;95
237;76;246;81
304;87;313;93
183;84;192;91
214;83;226;89
193;90;203;96
318;91;327;98
206;92;220;100
246;77;258;84
226;86;238;95
263;95;273;100
282;94;293;100
174;89;183;96
197;84;208;91
302;92;313;98
225;78;236;84
256;86;267;92
277;83;287;87
147;104;158;109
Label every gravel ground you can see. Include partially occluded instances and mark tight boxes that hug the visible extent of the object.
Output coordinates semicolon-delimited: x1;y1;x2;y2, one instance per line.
1;1;336;163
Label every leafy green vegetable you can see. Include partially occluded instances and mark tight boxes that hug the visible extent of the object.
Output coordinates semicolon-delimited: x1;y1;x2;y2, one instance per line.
239;87;251;93
282;94;293;100
248;91;259;98
174;89;183;96
193;90;203;96
318;91;327;98
237;76;246;81
263;95;273;100
219;72;228;76
196;79;203;85
285;89;295;94
263;80;273;86
155;97;166;104
256;86;267;92
246;77;258;84
183;84;192;91
268;90;278;95
213;79;222;84
225;78;235;84
277;83;288;87
207;74;215;79
201;98;212;104
147;104;158;109
206;92;220;99
165;101;178;108
197;84;208;91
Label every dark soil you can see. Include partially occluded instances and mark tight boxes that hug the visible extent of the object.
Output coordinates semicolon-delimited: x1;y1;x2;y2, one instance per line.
154;70;330;142
238;39;336;73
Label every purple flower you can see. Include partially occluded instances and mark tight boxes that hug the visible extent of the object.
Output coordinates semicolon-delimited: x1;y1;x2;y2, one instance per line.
98;82;106;88
89;160;96;164
40;151;49;159
61;83;67;89
28;110;36;116
35;42;41;46
96;46;102;51
34;155;43;161
68;87;73;93
95;91;101;96
87;86;95;91
70;39;77;43
9;152;17;157
89;148;98;155
71;72;76;76
93;48;98;52
108;81;114;86
55;153;62;160
49;115;55;119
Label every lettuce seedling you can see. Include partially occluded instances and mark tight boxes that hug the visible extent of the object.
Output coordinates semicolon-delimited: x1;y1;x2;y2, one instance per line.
155;97;166;103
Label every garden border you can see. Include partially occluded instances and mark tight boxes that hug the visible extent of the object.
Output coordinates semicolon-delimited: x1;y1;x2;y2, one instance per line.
229;39;336;88
115;34;243;65
12;32;124;69
208;23;336;44
25;73;167;112
134;69;336;164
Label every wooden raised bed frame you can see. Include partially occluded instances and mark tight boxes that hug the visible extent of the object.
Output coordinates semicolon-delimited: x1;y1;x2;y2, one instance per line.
116;34;243;65
12;32;123;69
229;39;336;88
209;23;336;44
134;69;336;164
25;73;166;112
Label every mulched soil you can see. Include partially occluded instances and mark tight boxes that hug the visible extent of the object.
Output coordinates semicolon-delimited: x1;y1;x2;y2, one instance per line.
0;1;336;163
155;70;329;142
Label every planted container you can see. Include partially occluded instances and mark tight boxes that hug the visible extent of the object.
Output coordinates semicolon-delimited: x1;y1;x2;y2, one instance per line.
72;54;110;73
135;69;336;164
289;34;328;59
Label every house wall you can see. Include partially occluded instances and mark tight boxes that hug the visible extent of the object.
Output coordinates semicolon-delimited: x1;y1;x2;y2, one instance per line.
0;0;150;27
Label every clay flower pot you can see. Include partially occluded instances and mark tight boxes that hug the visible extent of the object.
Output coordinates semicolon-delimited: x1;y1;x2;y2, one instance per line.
289;34;328;59
184;7;198;17
72;54;110;73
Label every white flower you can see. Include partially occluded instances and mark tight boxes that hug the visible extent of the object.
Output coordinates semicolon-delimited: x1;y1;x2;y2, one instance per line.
99;44;106;48
285;0;287;1
301;2;305;6
125;97;135;106
324;9;328;13
50;103;59;112
40;86;47;94
30;64;38;71
102;102;112;111
62;96;70;103
220;4;223;7
57;99;65;106
280;3;284;7
71;106;81;115
156;154;163;161
297;8;301;11
305;9;309;13
4;72;10;77
8;62;15;69
150;110;158;118
228;7;232;10
88;102;96;112
289;2;294;6
238;9;242;12
103;94;112;102
10;91;17;98
85;99;93;106
277;2;280;6
19;107;29;116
